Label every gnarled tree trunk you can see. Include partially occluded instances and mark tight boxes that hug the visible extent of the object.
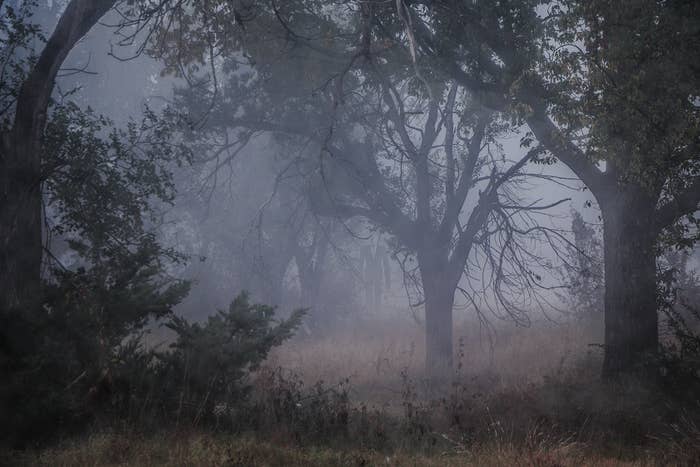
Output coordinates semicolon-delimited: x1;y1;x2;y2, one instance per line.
600;188;658;378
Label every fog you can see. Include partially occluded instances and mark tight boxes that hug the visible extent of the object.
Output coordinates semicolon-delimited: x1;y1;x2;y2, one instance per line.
1;1;699;464
63;9;601;323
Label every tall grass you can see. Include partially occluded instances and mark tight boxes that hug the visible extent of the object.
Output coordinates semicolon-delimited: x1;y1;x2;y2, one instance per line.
5;314;700;466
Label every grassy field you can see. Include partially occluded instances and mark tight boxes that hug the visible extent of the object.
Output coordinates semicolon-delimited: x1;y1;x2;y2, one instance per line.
3;430;691;466
4;316;699;466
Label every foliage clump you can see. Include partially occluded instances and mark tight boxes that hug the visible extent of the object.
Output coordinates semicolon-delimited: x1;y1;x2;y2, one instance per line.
562;210;604;320
658;250;700;386
154;294;305;423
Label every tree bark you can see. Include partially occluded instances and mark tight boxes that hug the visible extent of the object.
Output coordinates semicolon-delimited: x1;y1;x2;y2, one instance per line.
600;188;659;378
419;251;457;379
424;282;455;378
0;158;42;312
0;0;115;312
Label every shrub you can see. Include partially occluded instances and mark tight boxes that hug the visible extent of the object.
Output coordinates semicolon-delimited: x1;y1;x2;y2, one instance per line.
0;237;189;446
150;293;305;426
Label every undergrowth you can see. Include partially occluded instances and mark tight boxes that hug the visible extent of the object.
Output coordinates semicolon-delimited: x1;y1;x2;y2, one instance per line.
5;355;700;466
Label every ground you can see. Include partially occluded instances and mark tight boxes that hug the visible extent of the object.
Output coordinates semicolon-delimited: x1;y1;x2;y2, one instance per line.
4;315;699;466
3;431;687;466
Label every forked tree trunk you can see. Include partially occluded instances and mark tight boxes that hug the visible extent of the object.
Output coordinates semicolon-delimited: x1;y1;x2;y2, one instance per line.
600;189;659;378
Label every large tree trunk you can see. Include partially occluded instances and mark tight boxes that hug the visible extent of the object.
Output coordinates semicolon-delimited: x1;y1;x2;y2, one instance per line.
600;188;658;378
0;0;115;312
0;147;43;312
419;251;457;379
424;282;455;377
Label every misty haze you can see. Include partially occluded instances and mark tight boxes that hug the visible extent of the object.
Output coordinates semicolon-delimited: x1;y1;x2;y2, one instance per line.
1;1;699;465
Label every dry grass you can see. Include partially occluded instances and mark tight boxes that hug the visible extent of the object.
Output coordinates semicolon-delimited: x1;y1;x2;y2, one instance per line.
5;314;700;466
2;431;665;466
266;314;603;404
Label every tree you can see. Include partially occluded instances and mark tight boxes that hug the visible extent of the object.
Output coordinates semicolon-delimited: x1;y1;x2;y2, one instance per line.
359;237;392;314
157;117;363;326
0;1;205;441
377;0;700;378
0;0;206;311
316;81;568;376
0;100;191;443
0;0;116;312
151;3;571;376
